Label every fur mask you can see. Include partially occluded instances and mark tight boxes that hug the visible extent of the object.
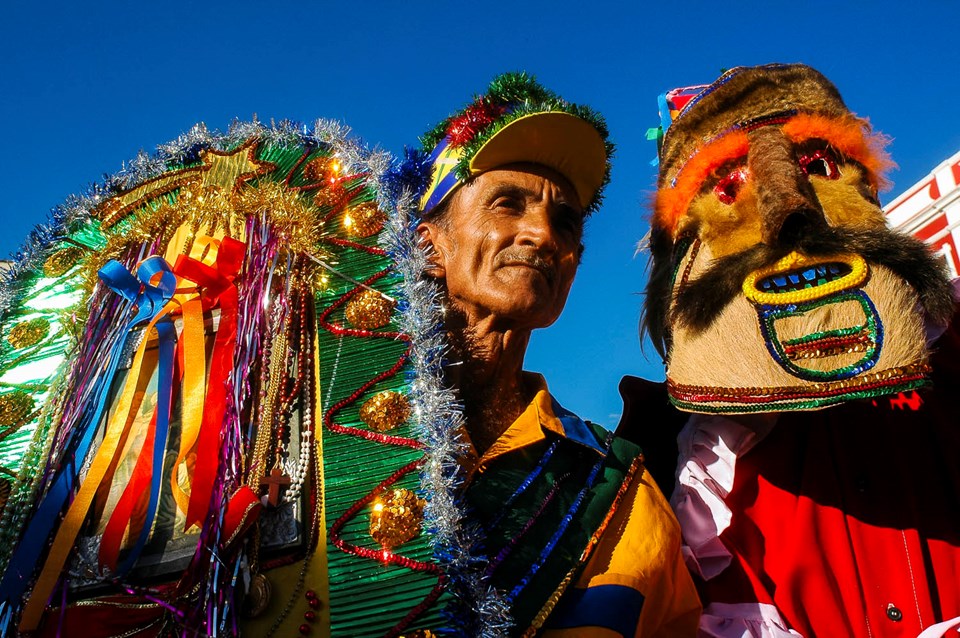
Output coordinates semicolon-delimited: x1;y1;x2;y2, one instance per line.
644;64;954;413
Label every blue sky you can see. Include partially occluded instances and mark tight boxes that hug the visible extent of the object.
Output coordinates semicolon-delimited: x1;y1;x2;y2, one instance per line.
3;1;959;427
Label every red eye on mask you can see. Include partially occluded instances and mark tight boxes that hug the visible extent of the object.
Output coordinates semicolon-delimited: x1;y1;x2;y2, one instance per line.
799;149;841;179
714;167;749;205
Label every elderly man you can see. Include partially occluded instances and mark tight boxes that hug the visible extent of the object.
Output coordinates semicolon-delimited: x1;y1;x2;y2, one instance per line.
413;73;700;637
625;64;960;637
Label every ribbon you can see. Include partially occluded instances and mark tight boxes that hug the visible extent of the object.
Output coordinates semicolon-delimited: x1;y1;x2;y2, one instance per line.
172;236;244;530
0;257;175;620
97;318;177;574
98;236;244;569
15;257;178;632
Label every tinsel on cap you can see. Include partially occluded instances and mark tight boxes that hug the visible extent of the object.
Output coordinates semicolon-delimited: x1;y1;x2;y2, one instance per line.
412;72;614;216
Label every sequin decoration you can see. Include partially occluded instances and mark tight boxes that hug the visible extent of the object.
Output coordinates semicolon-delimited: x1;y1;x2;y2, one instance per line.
43;247;85;278
6;318;51;349
370;488;426;549
345;290;395;330
359;391;411;432
342;203;387;238
0;391;35;427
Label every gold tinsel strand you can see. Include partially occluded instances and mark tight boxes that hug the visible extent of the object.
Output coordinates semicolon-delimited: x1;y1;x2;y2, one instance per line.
177;183;238;241
359;391;411;432
342;202;387;238
345;290;395;330
6;318;51;349
43;247;86;278
369;488;426;549
0;391;35;427
232;182;321;254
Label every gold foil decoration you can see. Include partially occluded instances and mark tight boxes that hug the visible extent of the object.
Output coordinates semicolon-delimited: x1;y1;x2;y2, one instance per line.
43;247;85;278
369;488;425;549
0;391;35;427
6;318;50;349
97;197;124;225
400;631;437;638
345;290;395;330
343;202;387;238
359;391;411;432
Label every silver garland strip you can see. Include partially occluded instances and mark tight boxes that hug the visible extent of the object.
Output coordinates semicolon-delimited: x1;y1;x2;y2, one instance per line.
380;183;513;636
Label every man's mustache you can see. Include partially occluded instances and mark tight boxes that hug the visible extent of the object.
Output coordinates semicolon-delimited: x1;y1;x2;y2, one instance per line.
673;226;955;333
495;250;555;283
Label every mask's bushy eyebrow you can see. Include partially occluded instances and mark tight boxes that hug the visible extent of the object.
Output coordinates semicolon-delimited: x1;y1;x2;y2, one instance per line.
782;114;895;191
654;131;750;236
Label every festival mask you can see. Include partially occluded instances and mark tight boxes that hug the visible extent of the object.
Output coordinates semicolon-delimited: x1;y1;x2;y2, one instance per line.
644;64;954;413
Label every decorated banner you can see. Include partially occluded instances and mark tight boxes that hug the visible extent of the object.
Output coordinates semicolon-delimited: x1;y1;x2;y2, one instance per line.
0;121;495;636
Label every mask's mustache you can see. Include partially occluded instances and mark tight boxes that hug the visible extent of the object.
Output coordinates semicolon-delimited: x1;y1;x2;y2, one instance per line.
672;226;955;333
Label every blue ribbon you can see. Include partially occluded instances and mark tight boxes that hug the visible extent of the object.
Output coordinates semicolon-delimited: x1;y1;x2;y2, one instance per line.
116;316;176;575
0;257;176;607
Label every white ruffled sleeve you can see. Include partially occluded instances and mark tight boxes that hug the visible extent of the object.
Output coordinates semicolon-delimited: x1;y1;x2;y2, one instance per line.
670;413;777;580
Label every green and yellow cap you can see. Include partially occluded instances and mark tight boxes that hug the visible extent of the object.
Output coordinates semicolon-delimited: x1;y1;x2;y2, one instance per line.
417;72;613;215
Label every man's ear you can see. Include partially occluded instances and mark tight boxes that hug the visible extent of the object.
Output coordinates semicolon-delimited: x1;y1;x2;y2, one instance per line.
416;221;446;279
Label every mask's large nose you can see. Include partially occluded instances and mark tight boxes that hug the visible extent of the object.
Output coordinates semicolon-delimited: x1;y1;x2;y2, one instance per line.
748;127;827;248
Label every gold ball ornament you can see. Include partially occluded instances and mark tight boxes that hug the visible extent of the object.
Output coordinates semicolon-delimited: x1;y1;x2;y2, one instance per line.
6;318;51;349
43;247;85;278
369;488;426;549
359;391;411;432
342;203;387;238
0;391;35;427
303;156;343;184
345;290;395;330
313;182;347;210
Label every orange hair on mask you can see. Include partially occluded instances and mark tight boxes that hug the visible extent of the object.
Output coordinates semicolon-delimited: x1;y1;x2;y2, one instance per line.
782;113;895;191
655;130;749;234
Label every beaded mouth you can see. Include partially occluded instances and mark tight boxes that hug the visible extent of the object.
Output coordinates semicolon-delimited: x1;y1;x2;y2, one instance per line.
759;289;883;381
743;252;867;305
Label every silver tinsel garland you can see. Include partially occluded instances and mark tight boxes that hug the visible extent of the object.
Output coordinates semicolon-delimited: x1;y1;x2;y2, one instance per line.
380;181;513;636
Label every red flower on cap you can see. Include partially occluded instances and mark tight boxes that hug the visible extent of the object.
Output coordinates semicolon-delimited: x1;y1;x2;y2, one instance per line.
445;99;509;148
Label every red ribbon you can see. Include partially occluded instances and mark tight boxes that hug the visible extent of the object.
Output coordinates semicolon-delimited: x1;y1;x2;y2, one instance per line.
173;236;244;530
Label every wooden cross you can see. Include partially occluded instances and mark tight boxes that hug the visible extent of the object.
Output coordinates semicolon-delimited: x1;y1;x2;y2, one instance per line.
260;467;292;507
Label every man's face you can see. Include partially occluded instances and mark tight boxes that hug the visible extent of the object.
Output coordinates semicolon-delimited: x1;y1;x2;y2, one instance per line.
419;164;583;331
648;115;953;413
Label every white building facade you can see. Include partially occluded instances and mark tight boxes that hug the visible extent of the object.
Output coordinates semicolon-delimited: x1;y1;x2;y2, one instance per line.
885;149;960;278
